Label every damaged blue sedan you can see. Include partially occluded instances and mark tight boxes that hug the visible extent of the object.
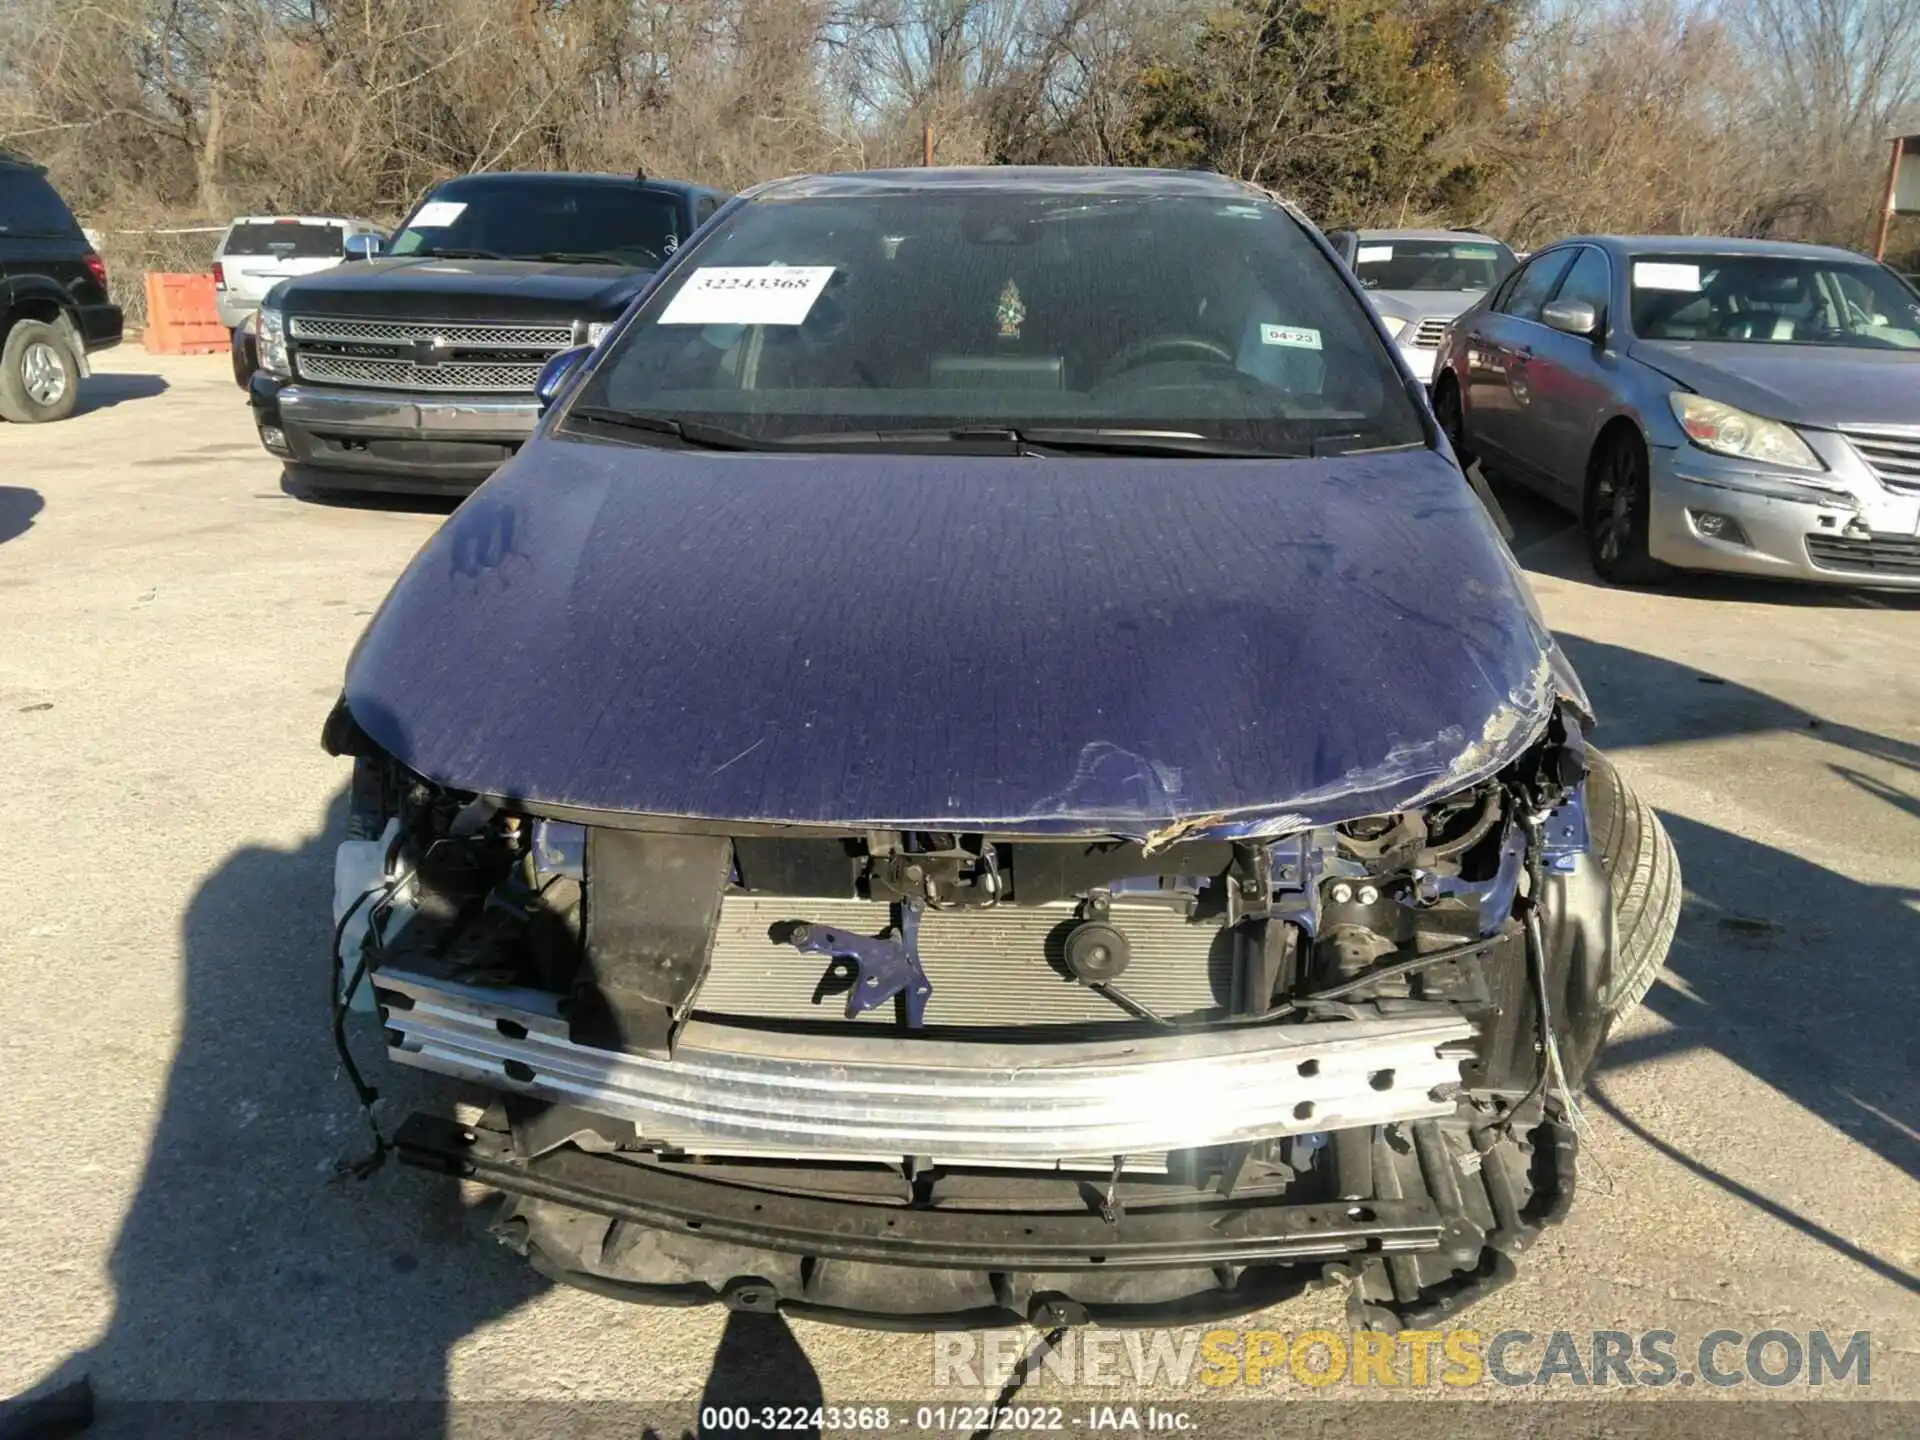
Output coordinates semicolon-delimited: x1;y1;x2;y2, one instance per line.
323;168;1681;1330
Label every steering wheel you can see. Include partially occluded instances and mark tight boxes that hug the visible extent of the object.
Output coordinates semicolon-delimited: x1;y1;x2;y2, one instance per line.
1099;334;1236;382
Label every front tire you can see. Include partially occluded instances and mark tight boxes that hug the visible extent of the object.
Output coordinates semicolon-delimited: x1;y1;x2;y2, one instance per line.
1434;374;1472;467
0;319;82;423
1584;431;1668;585
1586;748;1681;1018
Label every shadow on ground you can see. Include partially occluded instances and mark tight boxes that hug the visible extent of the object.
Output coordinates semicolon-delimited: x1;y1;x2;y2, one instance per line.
1564;635;1920;1288
6;790;826;1437
0;486;43;544
278;468;465;517
73;372;170;417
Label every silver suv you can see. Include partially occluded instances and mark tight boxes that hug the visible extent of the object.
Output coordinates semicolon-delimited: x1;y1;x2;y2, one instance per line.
1325;227;1516;384
212;215;381;331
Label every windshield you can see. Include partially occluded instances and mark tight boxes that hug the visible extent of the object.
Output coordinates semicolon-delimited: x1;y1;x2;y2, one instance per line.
1351;239;1513;293
223;222;344;258
568;189;1425;457
1630;254;1920;349
388;177;682;267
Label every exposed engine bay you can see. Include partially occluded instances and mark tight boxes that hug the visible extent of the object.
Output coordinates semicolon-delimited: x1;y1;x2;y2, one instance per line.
326;700;1640;1329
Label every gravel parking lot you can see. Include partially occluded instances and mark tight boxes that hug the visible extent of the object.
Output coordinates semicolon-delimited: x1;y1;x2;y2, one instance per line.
3;349;1917;1429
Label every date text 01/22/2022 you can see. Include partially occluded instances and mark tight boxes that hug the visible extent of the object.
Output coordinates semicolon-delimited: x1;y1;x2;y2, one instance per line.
695;1405;1194;1432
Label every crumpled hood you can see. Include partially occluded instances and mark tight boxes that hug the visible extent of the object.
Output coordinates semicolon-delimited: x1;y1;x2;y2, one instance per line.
343;438;1563;840
273;257;650;322
1630;340;1920;428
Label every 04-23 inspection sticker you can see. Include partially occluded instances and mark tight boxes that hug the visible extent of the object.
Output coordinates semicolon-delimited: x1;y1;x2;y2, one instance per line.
1260;324;1322;350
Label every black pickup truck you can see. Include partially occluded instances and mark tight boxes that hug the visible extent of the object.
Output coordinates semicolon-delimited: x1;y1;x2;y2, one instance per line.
248;171;727;497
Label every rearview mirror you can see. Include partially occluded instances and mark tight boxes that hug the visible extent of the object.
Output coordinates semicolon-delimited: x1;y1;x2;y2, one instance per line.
343;234;383;262
1541;299;1599;337
536;346;593;413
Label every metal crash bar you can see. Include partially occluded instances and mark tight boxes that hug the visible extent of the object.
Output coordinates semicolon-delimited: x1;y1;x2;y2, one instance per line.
375;967;1473;1162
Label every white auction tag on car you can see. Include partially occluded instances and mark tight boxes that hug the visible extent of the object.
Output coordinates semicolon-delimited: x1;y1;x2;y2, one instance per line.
1633;261;1701;291
410;200;467;228
1261;324;1323;350
658;266;836;326
1356;245;1394;263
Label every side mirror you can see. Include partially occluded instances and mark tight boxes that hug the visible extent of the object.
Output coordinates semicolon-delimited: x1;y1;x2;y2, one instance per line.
1541;299;1599;337
342;234;383;262
535;346;593;413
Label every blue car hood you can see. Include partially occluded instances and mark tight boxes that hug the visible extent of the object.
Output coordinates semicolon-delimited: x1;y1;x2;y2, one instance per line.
344;438;1565;842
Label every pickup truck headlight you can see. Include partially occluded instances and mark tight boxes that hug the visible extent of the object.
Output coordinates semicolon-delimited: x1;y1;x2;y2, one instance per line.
254;305;291;378
1669;394;1821;472
586;321;611;347
1380;316;1411;342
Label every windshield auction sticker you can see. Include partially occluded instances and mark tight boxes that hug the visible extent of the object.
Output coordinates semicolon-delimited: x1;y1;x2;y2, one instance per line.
409;200;466;228
658;266;836;326
1633;261;1702;291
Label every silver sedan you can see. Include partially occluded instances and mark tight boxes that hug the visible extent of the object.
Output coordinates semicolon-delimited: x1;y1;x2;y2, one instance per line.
1432;235;1920;587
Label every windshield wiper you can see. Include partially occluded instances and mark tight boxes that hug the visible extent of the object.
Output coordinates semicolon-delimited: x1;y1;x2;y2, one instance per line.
415;246;505;260
567;406;769;451
524;251;631;265
774;426;1296;458
1014;427;1299;459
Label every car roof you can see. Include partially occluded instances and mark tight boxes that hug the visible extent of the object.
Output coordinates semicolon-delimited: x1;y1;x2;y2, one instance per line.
1555;234;1871;263
1353;227;1505;244
744;166;1272;202
430;171;722;196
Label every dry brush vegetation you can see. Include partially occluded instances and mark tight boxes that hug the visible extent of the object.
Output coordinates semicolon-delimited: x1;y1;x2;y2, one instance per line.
3;0;1916;319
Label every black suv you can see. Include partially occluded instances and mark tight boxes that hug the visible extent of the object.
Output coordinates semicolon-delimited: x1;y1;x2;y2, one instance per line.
0;154;123;422
248;171;727;497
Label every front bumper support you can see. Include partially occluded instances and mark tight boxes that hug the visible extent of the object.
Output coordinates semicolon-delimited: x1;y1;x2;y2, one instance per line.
376;967;1475;1162
395;1109;1575;1328
397;1115;1445;1271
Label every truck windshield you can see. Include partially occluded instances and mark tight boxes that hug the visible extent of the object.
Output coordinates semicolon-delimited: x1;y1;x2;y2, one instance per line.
389;177;683;268
1351;240;1513;292
570;189;1425;458
1629;254;1920;349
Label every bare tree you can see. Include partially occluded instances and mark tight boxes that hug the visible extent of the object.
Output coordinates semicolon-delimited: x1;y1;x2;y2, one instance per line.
2;0;1911;285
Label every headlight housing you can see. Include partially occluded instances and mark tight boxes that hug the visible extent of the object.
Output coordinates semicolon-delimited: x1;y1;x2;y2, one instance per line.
253;305;290;378
1669;394;1821;472
586;320;612;347
1380;316;1411;342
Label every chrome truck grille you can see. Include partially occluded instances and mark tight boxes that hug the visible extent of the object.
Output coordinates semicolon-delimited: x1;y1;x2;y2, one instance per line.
376;968;1474;1164
698;895;1224;1029
287;315;575;393
292;354;546;391
1842;426;1920;496
1411;317;1451;348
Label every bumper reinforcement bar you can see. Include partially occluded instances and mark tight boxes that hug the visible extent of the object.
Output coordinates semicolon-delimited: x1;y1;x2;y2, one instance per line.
375;967;1475;1161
